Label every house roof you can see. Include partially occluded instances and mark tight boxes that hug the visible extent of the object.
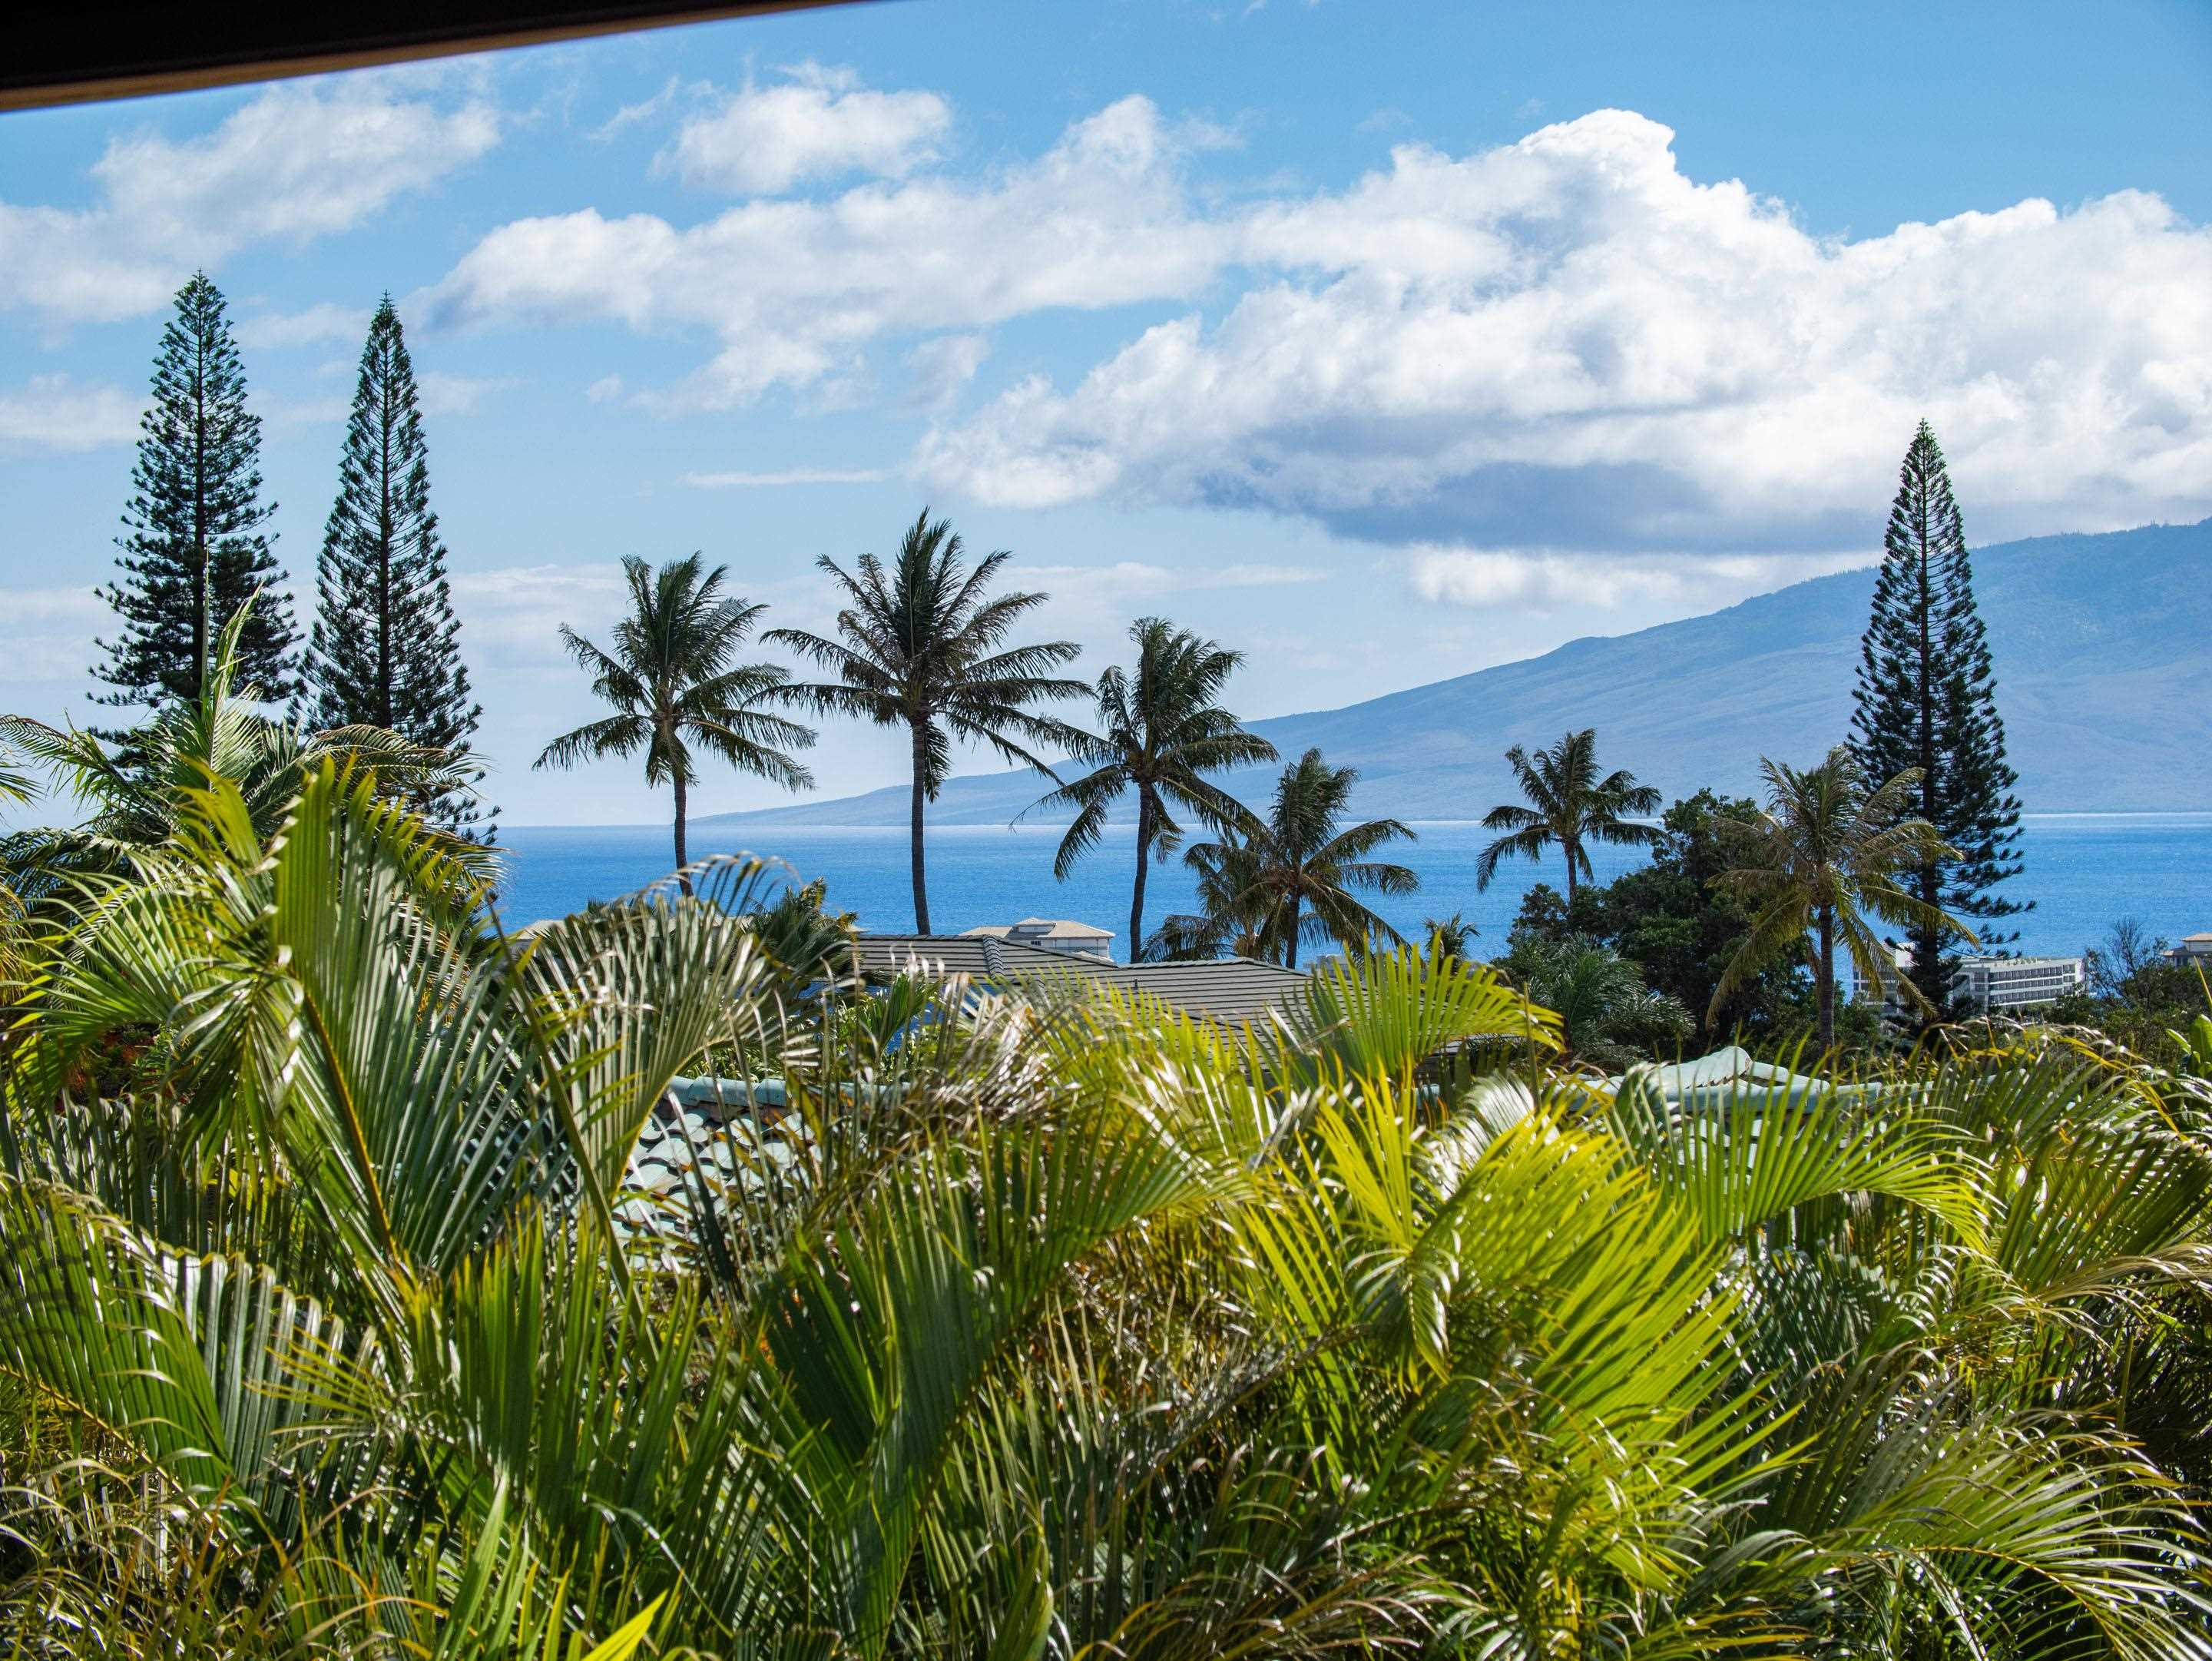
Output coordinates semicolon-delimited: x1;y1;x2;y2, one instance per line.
850;933;1308;1028
959;918;1115;941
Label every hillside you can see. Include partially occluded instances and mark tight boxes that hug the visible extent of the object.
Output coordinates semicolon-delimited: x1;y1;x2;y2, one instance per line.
705;519;2212;825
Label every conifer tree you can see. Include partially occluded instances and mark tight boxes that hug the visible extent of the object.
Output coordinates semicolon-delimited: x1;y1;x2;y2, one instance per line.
95;271;297;714
1849;419;2028;1019
306;296;490;839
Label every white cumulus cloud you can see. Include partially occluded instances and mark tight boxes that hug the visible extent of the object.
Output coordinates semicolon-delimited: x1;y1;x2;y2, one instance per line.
904;332;992;409
664;62;952;194
1404;546;1868;612
0;78;498;326
0;586;114;682
918;110;2212;558
419;96;2212;579
416;371;518;416
0;374;141;453
428;94;1227;408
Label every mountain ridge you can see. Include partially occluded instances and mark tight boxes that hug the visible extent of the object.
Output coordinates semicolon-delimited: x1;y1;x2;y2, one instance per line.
704;518;2212;826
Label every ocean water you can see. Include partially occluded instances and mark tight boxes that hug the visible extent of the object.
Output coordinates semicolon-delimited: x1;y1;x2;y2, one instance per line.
494;813;2212;965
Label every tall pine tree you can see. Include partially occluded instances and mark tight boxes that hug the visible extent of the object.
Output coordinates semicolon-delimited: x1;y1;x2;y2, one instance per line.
1849;419;2028;1019
306;296;490;839
95;271;297;714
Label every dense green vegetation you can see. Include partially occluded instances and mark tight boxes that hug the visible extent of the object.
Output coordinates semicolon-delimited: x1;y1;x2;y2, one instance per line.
3;766;2210;1657
2047;920;2212;1066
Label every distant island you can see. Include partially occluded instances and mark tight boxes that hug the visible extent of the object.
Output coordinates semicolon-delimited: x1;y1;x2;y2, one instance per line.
704;517;2212;827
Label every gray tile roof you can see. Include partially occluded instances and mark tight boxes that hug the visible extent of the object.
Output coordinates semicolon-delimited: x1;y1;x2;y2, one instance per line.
850;933;1310;1029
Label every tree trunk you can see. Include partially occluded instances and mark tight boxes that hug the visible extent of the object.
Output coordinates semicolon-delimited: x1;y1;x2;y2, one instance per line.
672;769;690;896
1284;894;1301;970
1911;503;1942;1019
1816;903;1836;1054
193;354;210;698
376;373;394;729
1128;789;1152;963
909;721;932;934
1564;833;1578;908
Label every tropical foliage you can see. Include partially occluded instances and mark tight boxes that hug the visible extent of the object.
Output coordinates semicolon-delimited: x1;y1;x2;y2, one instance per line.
1508;791;1829;1044
1497;930;1694;1070
2049;918;2212;1065
1154;748;1417;968
3;600;483;896
4;766;2211;1659
1138;827;1270;962
1710;747;1971;1051
538;554;816;887
1425;910;1479;961
1030;616;1276;956
1476;727;1662;903
768;509;1085;933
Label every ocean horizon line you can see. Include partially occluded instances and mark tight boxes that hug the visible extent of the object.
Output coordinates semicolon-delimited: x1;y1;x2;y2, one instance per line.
502;808;2212;834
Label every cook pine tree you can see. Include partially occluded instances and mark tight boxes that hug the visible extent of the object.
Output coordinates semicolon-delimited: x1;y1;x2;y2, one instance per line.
306;296;490;839
94;271;298;722
1849;419;2028;1020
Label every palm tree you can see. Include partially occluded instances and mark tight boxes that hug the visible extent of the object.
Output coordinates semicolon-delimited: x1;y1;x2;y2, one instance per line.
1028;618;1277;958
5;595;481;877
1141;828;1271;961
1187;748;1418;969
767;509;1084;933
1503;933;1692;1071
1426;912;1480;962
1476;729;1661;904
1708;747;1970;1050
537;555;814;890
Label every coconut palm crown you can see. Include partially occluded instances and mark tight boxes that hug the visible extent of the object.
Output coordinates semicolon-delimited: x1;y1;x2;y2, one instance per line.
1476;728;1662;903
1709;746;1972;1049
5;595;481;880
1141;829;1270;962
1028;617;1277;957
767;509;1085;933
536;555;814;889
1180;748;1418;969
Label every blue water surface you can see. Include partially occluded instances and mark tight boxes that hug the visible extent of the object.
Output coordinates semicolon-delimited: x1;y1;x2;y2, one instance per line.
494;813;2212;964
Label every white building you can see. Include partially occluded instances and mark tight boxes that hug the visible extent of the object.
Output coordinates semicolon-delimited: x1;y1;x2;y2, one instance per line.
1952;955;2085;1012
2166;932;2212;966
1851;942;2083;1014
959;917;1115;960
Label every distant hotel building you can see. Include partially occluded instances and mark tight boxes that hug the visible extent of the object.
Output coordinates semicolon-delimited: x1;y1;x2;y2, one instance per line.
1950;955;2086;1011
2166;933;2212;968
1853;943;2084;1014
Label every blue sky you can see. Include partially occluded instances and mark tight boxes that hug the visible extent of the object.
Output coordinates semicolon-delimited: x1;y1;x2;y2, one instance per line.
3;0;2208;824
